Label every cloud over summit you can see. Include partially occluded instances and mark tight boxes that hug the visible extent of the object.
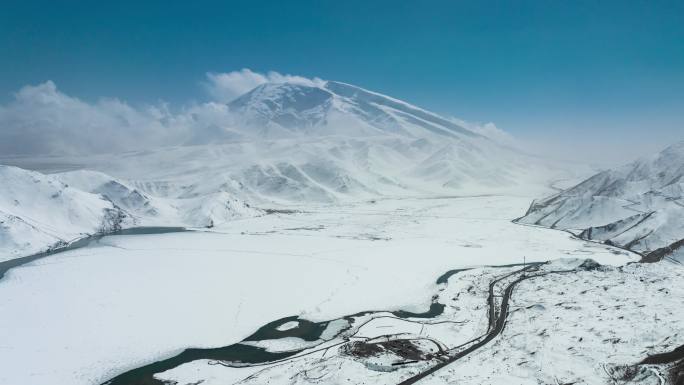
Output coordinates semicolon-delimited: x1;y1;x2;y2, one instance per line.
0;70;516;158
0;69;326;156
204;69;324;102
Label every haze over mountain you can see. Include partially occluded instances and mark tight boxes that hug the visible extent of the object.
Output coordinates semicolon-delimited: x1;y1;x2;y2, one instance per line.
1;77;573;193
0;78;577;261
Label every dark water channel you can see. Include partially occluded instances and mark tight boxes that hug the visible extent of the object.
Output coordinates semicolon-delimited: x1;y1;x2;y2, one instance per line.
103;299;451;385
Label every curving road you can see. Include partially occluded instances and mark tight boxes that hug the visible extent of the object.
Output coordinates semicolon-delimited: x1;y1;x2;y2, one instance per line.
398;264;573;385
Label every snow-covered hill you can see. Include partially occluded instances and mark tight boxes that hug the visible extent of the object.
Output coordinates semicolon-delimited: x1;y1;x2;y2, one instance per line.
56;170;259;228
0;166;261;261
518;142;684;263
0;166;127;261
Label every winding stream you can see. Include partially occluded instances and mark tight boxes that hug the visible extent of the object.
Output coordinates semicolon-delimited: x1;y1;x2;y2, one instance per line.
102;293;450;384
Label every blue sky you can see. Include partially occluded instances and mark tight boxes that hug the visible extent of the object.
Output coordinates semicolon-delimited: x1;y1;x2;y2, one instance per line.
1;0;682;158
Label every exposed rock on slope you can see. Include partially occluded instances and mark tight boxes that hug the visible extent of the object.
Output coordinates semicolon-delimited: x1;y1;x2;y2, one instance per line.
518;142;684;263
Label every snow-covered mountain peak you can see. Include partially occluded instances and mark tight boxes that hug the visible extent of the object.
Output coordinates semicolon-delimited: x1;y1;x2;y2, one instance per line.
608;140;684;191
228;80;482;140
228;82;334;132
643;140;684;176
660;140;684;154
230;82;334;116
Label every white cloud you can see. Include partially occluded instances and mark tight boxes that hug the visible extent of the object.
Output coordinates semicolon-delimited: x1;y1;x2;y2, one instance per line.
0;81;240;156
0;71;328;156
204;69;324;102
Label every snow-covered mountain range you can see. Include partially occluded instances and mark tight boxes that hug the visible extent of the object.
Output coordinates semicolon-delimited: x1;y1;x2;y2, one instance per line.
6;79;572;193
0;166;124;261
0;165;259;261
0;79;582;260
518;142;684;263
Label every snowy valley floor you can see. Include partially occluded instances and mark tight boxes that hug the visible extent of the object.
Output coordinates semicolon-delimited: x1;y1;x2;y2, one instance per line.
0;195;680;385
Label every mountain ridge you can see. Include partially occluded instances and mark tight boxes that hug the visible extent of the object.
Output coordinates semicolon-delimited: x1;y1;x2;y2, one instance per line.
227;80;484;141
518;141;684;263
